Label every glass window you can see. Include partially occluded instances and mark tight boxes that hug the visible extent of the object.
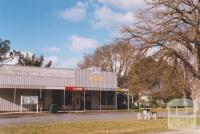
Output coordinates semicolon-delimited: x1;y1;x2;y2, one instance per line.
101;92;106;105
107;92;114;105
65;92;72;105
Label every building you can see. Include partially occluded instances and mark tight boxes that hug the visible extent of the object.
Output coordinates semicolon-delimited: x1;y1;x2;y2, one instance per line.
0;65;129;112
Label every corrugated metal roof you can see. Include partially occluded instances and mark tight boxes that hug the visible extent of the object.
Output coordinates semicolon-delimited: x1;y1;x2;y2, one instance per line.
0;65;75;78
0;65;117;90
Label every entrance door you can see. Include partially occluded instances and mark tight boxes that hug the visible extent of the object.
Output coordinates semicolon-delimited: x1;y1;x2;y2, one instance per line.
52;90;62;110
80;94;92;110
117;93;127;109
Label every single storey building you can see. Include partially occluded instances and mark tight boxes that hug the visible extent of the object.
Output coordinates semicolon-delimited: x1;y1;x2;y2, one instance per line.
0;65;129;112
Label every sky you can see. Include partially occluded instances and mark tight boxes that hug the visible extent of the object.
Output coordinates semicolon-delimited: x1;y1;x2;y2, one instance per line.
0;0;145;68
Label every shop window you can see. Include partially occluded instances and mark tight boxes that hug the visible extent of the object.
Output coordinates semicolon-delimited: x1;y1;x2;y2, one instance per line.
107;92;114;105
65;92;72;105
101;92;106;105
100;92;114;105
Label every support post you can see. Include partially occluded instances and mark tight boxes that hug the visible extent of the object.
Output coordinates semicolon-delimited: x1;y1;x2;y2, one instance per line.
84;90;86;111
115;92;118;110
14;88;16;104
39;89;43;112
36;104;39;113
64;89;66;111
20;96;23;113
132;95;134;104
100;90;102;111
39;89;42;99
168;107;170;129
128;91;130;111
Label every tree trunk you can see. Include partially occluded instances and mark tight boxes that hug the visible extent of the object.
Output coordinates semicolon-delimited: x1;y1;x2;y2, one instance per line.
191;79;200;114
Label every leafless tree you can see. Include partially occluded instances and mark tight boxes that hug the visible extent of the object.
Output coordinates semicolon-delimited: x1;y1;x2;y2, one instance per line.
78;41;136;88
123;0;200;111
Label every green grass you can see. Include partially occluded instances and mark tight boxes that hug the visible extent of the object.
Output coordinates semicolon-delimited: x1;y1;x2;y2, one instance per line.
0;118;199;134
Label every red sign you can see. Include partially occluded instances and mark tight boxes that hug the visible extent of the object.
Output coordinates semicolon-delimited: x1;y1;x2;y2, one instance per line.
65;86;84;91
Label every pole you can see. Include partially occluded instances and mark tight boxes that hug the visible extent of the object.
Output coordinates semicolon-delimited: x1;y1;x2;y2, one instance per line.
40;89;42;99
36;104;39;113
168;107;170;129
20;96;23;113
64;89;66;111
84;90;86;111
14;88;16;104
128;91;130;111
139;92;140;109
132;95;134;104
100;90;102;111
116;92;118;110
39;89;42;112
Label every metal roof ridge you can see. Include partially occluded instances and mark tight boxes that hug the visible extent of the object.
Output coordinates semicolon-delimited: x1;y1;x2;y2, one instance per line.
0;64;116;73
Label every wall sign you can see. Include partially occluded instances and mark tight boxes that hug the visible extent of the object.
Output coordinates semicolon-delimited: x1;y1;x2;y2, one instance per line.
20;96;39;113
90;71;104;82
22;96;38;104
65;86;84;91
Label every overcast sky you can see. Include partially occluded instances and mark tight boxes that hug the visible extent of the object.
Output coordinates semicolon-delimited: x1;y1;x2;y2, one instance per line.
0;0;145;68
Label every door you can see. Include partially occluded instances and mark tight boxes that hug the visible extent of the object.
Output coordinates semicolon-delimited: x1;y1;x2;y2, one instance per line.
52;90;62;110
80;93;92;110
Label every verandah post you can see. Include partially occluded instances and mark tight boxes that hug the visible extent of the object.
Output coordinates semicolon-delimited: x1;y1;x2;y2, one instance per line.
64;89;66;111
84;89;85;111
100;90;101;111
14;88;16;104
116;91;118;110
128;90;130;111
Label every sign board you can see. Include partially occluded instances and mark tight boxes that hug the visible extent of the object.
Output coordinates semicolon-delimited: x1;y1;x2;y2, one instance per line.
46;87;65;90
116;87;129;92
90;71;104;82
22;96;38;104
20;96;39;113
65;86;84;91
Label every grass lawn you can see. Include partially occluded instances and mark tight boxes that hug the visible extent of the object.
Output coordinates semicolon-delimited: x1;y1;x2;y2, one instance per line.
0;118;199;134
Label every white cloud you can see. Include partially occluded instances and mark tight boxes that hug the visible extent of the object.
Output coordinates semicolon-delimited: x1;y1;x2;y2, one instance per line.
97;0;145;11
92;6;135;30
46;56;59;63
69;35;99;52
43;47;60;53
46;56;79;68
59;59;80;68
59;2;88;22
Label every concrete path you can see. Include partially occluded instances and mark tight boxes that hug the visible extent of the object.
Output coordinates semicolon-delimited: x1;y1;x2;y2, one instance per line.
152;129;200;134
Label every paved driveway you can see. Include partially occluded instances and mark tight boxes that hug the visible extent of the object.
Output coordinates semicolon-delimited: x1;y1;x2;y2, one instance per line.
0;112;142;126
0;111;168;127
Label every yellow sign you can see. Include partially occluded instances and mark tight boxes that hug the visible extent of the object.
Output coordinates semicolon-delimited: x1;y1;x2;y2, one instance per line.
116;87;129;92
90;74;104;82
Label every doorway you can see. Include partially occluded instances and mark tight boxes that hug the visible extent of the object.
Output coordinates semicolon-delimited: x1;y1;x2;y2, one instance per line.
80;93;92;110
52;90;62;110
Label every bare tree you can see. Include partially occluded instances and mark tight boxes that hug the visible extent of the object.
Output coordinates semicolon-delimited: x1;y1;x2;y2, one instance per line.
78;41;135;88
123;0;200;111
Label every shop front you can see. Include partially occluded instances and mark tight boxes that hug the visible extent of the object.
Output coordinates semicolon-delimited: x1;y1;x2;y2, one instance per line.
0;65;120;112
